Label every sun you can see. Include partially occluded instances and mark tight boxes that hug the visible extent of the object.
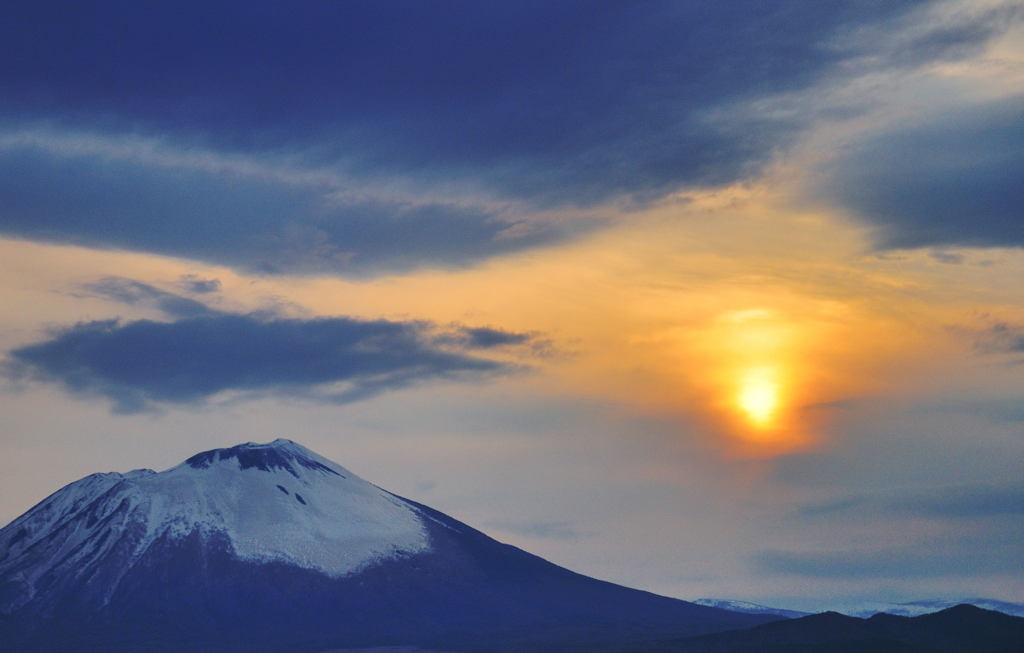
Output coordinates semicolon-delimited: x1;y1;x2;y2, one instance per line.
683;307;818;448
736;366;781;428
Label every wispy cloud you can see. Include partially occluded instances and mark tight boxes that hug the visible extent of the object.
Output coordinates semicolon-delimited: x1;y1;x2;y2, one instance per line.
795;483;1024;520
177;275;221;295
755;546;1017;578
971;322;1024;355
75;276;219;319
484;519;585;541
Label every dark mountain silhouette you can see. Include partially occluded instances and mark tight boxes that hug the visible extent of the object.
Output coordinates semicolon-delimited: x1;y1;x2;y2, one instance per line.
0;439;777;652
629;604;1024;653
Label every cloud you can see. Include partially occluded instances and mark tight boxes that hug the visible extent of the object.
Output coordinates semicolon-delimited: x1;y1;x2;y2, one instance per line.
762;482;1024;578
6;314;531;413
796;496;865;517
828;1;1020;69
796;483;1024;520
928;250;965;265
0;1;981;276
77;276;218;319
971;322;1024;355
888;484;1024;518
756;543;1021;578
820;96;1024;250
0;141;579;276
178;275;221;294
440;326;534;349
928;398;1024;423
484;520;584;541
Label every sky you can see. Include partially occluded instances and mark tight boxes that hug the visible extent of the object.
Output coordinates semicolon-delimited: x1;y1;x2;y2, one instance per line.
1;0;1022;611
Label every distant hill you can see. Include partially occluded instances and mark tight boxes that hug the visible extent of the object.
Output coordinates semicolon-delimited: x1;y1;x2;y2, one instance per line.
843;598;1024;619
632;604;1024;653
697;596;1024;619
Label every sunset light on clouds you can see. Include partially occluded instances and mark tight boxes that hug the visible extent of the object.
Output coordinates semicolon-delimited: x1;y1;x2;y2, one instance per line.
1;0;1022;613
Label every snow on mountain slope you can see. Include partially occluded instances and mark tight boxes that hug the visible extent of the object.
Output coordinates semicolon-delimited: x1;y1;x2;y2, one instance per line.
0;439;428;613
693;598;809;619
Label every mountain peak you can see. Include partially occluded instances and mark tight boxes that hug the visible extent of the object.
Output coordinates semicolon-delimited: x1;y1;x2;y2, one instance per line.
1;439;428;588
183;438;345;479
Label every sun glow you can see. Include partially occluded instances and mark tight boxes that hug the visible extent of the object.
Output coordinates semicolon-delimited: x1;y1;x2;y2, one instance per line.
699;308;807;445
736;366;781;427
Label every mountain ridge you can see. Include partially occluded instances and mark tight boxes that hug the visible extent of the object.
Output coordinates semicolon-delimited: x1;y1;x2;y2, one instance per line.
695;596;1024;619
659;604;1024;653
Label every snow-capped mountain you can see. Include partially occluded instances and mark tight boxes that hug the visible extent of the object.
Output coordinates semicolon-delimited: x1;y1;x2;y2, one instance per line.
0;439;777;653
695;596;1024;619
842;598;1024;619
692;598;809;619
1;439;426;614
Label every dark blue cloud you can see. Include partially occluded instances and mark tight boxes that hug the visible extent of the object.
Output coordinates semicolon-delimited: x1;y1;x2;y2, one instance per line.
0;1;970;275
455;327;533;349
7;314;527;412
5;1;904;200
823;97;1024;249
0;145;573;275
78;277;218;319
2;1;1012;273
